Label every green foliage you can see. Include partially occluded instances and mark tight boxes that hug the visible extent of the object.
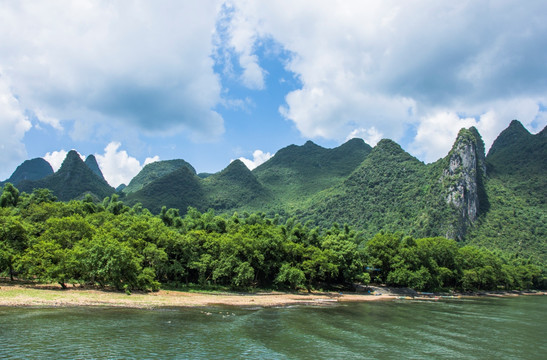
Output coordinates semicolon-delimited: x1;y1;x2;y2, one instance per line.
0;188;543;292
1;122;545;293
202;160;272;212
364;232;544;291
303;140;454;239
123;159;196;194
465;121;546;263
17;150;115;201
253;138;371;211
1;183;19;208
1;158;53;187
125;166;207;214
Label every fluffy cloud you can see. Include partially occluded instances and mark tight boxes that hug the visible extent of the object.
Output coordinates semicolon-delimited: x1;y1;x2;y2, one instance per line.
43;150;69;172
346;127;383;147
95;142;159;188
237;149;273;170
0;1;224;142
411;98;547;162
0;75;32;180
224;0;547;161
215;2;266;90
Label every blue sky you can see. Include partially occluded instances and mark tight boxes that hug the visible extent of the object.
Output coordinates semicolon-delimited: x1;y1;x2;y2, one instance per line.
1;1;546;187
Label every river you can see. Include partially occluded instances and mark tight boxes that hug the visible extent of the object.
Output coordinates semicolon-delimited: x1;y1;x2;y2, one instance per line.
1;296;545;359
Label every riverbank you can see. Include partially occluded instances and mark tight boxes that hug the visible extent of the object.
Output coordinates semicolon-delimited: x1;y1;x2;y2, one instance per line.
0;283;544;308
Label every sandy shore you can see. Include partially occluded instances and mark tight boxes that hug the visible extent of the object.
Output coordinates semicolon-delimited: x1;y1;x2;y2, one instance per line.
0;283;544;309
0;284;393;308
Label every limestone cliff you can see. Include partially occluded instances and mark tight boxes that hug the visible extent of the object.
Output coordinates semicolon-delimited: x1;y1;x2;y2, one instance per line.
441;127;486;239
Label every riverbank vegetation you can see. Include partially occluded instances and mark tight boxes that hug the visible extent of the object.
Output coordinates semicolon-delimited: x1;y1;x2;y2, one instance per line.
1;185;545;293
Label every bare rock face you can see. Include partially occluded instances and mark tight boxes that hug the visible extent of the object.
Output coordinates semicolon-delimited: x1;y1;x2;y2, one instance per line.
441;127;486;239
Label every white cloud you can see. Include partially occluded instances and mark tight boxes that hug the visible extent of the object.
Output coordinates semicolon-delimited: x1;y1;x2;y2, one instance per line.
224;0;547;160
43;150;68;172
0;1;224;142
346;127;383;147
410;97;547;162
0;74;32;180
144;156;160;166
215;1;266;90
95;142;158;188
411;112;479;163
237;149;273;170
34;109;63;131
42;143;160;187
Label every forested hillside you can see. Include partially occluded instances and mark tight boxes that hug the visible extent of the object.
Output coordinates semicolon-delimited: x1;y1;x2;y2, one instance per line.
465;121;546;262
123;159;196;194
2;121;545;266
1;188;543;292
300;128;487;241
16;150;115;202
0;158;53;187
253;138;371;211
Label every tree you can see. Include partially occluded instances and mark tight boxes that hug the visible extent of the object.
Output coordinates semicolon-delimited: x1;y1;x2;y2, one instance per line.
0;215;29;281
0;183;19;207
365;232;402;283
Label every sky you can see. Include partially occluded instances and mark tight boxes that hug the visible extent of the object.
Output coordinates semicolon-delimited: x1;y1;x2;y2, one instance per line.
1;0;546;187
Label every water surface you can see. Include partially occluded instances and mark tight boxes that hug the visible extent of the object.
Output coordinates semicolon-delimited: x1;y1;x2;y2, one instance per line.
1;296;545;359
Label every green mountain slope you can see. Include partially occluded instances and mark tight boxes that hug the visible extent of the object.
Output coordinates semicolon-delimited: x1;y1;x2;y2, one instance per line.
84;155;106;182
1;158;53;186
17;150;115;201
123;159;196;194
203;159;272;211
465;121;547;262
300;139;442;237
300;128;488;241
253;138;372;210
125;166;206;214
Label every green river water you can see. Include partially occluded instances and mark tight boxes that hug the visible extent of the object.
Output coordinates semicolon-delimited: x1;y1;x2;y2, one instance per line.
0;296;545;359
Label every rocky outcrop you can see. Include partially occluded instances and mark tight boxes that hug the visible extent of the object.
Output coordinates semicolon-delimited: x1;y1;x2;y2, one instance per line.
441;127;486;239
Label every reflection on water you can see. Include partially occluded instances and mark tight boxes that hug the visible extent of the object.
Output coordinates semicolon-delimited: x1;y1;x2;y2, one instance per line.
0;296;545;359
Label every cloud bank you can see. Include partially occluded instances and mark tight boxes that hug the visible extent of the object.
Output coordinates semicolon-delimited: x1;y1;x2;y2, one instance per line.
221;0;547;161
0;0;224;171
2;0;546;181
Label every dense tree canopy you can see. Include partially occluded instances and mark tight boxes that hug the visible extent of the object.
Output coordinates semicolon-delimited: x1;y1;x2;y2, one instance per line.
1;184;545;292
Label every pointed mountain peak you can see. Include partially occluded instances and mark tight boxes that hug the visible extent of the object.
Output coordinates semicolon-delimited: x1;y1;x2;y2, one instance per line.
303;140;320;148
59;150;85;169
226;159;250;171
215;159;257;182
17;149;114;201
374;138;404;153
450;127;486;159
507;119;529;133
368;138;420;164
85;154;106;181
57;150;110;185
487;120;532;157
66;149;81;159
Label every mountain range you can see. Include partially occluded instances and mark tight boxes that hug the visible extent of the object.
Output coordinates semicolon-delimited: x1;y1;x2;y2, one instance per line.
2;120;545;262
